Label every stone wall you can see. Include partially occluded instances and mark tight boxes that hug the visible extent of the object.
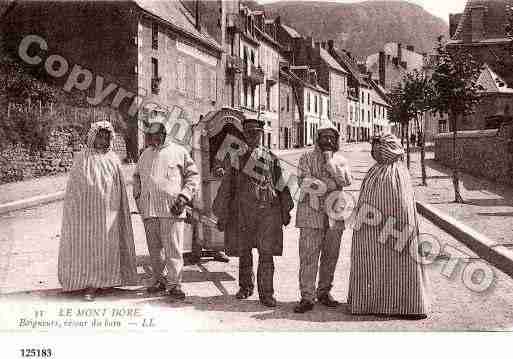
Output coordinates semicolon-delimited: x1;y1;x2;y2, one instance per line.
0;129;126;184
434;126;513;185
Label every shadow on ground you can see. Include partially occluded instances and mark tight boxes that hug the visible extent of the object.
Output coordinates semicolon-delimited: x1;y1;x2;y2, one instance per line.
140;295;395;323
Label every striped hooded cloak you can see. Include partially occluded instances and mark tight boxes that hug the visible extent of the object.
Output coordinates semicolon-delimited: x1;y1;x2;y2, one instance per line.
347;134;429;316
58;121;137;291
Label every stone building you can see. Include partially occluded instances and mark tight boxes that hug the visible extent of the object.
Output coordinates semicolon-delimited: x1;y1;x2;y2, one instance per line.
448;0;513;131
1;0;223;160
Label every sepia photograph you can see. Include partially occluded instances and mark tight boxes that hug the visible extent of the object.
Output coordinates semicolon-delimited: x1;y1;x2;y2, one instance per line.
0;0;512;355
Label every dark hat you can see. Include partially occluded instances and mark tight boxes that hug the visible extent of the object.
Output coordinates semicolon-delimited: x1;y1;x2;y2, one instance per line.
243;118;264;132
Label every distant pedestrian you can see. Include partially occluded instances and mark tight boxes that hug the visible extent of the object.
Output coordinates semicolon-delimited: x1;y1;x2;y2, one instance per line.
347;134;429;319
133;119;200;301
213;118;294;307
58;121;137;301
294;119;352;313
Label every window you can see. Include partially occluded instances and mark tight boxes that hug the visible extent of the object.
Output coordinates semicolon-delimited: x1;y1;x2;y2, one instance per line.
439;120;447;133
368;93;370;105
286;96;289;112
368;110;370;123
314;96;318;114
250;50;255;64
177;58;186;93
243;84;248;107
151;58;158;78
195;63;202;99
319;97;323;116
251;85;255;109
307;92;311;112
152;22;158;49
327;99;330;115
266;86;271;111
209;70;217;101
361;109;364;122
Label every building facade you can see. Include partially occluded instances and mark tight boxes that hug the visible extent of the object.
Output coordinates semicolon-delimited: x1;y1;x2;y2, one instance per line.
1;0;223;160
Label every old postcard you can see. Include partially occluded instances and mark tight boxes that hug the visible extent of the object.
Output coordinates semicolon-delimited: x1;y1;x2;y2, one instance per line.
1;0;512;356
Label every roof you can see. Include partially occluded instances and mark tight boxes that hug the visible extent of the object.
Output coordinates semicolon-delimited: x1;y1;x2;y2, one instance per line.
319;47;347;74
281;24;302;38
133;0;221;53
477;63;513;93
286;69;329;94
329;47;366;85
451;0;513;43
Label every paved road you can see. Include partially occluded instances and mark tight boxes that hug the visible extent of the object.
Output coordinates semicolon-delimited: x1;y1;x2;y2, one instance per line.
1;145;513;331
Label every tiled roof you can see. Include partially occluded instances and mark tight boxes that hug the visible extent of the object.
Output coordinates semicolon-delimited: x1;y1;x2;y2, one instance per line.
319;47;347;74
133;0;221;52
451;0;513;42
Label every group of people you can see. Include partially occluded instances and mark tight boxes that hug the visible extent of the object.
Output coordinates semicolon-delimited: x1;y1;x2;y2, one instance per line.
58;116;429;320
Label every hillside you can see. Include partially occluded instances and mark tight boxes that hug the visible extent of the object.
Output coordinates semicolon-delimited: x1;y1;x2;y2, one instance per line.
260;1;449;58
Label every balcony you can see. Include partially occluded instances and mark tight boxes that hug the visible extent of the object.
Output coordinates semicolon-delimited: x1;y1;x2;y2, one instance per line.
243;62;265;85
226;55;244;75
226;13;244;33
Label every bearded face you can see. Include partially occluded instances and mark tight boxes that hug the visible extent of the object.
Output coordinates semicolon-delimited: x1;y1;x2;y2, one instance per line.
317;130;339;152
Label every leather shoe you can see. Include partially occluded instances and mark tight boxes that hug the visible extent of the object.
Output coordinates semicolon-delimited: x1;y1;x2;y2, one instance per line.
294;299;314;313
235;288;253;299
317;294;339;308
146;281;166;293
260;296;277;307
167;287;186;301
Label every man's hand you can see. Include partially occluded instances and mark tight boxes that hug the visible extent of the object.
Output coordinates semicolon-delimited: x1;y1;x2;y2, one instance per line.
216;218;226;232
171;195;188;216
282;212;291;226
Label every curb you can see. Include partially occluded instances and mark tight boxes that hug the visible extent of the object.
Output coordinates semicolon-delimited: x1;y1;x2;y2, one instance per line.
0;191;66;215
417;201;513;279
0;178;135;216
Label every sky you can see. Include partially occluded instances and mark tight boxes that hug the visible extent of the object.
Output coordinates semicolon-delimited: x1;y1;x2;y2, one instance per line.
257;0;469;24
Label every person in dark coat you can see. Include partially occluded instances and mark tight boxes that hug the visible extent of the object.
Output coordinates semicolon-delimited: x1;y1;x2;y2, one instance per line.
212;119;294;307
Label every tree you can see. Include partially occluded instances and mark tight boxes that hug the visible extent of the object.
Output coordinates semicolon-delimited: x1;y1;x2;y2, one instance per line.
402;69;434;186
389;82;416;169
430;36;482;203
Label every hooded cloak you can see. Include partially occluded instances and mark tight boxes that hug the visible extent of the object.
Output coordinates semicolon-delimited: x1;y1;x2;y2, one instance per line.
347;134;430;315
58;121;137;291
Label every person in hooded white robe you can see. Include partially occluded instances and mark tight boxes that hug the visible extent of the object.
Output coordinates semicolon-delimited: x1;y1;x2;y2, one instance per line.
58;121;137;301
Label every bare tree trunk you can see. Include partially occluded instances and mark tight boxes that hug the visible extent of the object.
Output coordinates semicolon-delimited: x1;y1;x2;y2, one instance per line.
451;112;464;203
416;116;427;186
406;122;411;169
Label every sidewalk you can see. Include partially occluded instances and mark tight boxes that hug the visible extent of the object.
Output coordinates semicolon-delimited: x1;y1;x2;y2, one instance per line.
408;150;513;247
0;165;136;206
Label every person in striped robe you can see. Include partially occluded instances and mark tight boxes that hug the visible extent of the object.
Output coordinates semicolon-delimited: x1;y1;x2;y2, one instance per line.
347;133;430;320
58;121;137;301
294;119;352;313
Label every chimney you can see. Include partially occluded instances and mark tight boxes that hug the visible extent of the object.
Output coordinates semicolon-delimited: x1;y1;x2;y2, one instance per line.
195;0;201;31
406;45;414;52
397;43;402;63
379;51;386;87
328;39;334;50
275;16;281;25
471;5;486;42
